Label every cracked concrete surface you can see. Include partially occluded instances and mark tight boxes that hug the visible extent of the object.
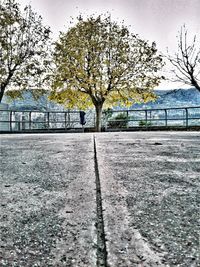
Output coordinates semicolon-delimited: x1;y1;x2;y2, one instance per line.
0;132;200;267
0;134;96;267
96;132;200;267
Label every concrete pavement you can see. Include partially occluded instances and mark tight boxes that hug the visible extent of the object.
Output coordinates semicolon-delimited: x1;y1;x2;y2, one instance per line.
96;132;200;267
0;134;96;267
0;132;200;267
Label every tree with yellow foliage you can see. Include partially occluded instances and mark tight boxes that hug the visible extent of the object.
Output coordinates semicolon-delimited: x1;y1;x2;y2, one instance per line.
0;0;51;103
50;15;164;131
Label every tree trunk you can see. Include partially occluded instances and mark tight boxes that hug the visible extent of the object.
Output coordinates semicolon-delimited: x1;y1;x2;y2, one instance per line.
191;79;200;93
0;84;6;103
0;72;14;103
95;104;103;132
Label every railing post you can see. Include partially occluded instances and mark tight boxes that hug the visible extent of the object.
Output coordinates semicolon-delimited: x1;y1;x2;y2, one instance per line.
105;115;108;131
47;112;50;129
21;112;25;130
9;111;12;131
29;112;31;130
164;109;167;126
64;112;67;129
145;110;148;126
149;111;152;125
68;111;70;127
185;108;188;127
126;110;129;128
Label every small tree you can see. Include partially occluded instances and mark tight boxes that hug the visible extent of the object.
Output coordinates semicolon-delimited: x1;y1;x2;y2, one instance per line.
0;0;51;102
168;25;200;92
50;15;164;131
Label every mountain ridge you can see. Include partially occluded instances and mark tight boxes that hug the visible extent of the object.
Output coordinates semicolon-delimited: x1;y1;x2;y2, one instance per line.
131;88;200;109
2;88;200;111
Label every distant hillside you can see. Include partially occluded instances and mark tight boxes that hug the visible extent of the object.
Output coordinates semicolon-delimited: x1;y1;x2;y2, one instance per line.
131;88;200;109
2;91;65;111
2;88;200;111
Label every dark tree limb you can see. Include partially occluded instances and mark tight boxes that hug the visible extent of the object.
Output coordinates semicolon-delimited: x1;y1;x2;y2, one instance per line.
168;25;200;92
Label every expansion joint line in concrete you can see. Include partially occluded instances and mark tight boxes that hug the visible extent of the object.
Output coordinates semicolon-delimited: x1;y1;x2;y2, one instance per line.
93;135;108;267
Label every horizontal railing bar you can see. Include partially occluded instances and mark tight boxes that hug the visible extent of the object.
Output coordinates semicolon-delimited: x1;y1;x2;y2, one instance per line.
1;118;200;123
0;120;80;123
0;110;81;113
2;119;199;123
0;106;200;114
104;106;200;113
107;117;200;122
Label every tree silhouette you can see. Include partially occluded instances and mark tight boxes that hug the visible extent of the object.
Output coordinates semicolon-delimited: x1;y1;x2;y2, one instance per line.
168;26;200;92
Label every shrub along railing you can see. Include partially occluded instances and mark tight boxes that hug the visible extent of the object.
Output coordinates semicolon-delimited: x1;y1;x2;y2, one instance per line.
0;106;200;132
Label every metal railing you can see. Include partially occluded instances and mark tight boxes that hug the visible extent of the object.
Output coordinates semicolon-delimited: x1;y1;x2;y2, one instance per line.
103;106;200;129
0;106;200;132
0;110;84;132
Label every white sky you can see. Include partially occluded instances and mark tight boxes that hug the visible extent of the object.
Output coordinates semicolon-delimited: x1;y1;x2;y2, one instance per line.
18;0;200;89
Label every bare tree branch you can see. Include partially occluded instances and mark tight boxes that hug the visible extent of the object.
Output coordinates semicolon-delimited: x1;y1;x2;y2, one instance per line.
167;25;200;92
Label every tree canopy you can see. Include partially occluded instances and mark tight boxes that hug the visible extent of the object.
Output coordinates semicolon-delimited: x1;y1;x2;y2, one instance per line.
50;15;164;131
168;25;200;92
0;0;51;102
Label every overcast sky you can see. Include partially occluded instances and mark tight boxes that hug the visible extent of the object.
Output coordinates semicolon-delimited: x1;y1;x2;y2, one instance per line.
19;0;200;89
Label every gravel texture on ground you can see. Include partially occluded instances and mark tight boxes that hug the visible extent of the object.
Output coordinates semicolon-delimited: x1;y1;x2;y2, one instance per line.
0;134;96;267
96;132;200;267
0;132;199;267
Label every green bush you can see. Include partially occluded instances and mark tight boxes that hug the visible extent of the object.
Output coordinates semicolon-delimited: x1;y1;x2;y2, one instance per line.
107;112;129;128
139;120;152;127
